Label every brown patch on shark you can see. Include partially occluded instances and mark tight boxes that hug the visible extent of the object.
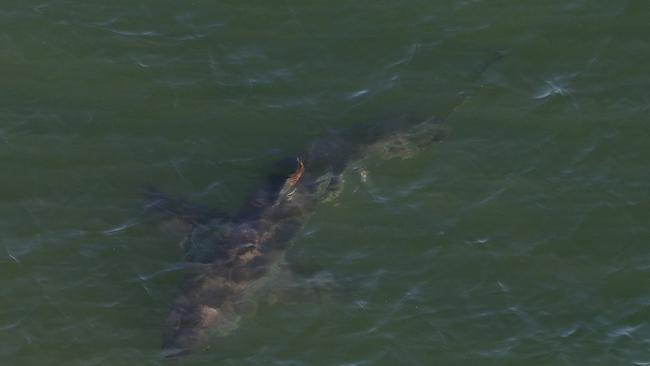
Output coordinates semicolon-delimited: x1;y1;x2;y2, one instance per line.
200;305;220;326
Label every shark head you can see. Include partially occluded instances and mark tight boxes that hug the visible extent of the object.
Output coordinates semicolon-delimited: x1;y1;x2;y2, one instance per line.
161;304;212;358
161;273;244;358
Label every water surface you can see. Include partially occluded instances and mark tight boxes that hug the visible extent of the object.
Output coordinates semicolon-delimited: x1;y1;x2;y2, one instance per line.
2;1;649;365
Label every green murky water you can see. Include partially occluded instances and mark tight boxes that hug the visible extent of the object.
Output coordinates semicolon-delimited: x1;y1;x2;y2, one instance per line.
2;1;649;365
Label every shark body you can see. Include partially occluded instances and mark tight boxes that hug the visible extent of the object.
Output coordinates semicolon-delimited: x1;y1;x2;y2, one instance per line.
155;117;446;357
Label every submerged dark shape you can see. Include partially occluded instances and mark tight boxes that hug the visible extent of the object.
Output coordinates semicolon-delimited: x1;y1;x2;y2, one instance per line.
156;116;447;357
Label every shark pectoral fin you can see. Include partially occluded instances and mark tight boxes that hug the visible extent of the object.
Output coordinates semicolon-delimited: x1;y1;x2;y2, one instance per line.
261;262;337;305
181;222;235;263
232;297;259;318
271;270;337;305
143;186;230;237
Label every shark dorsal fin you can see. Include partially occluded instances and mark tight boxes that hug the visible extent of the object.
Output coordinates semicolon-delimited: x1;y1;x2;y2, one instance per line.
286;158;305;187
276;158;305;202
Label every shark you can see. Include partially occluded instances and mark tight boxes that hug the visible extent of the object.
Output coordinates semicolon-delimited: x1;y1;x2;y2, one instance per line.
148;115;448;358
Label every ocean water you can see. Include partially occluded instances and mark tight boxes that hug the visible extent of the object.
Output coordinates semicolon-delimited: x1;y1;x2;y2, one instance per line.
2;1;649;365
